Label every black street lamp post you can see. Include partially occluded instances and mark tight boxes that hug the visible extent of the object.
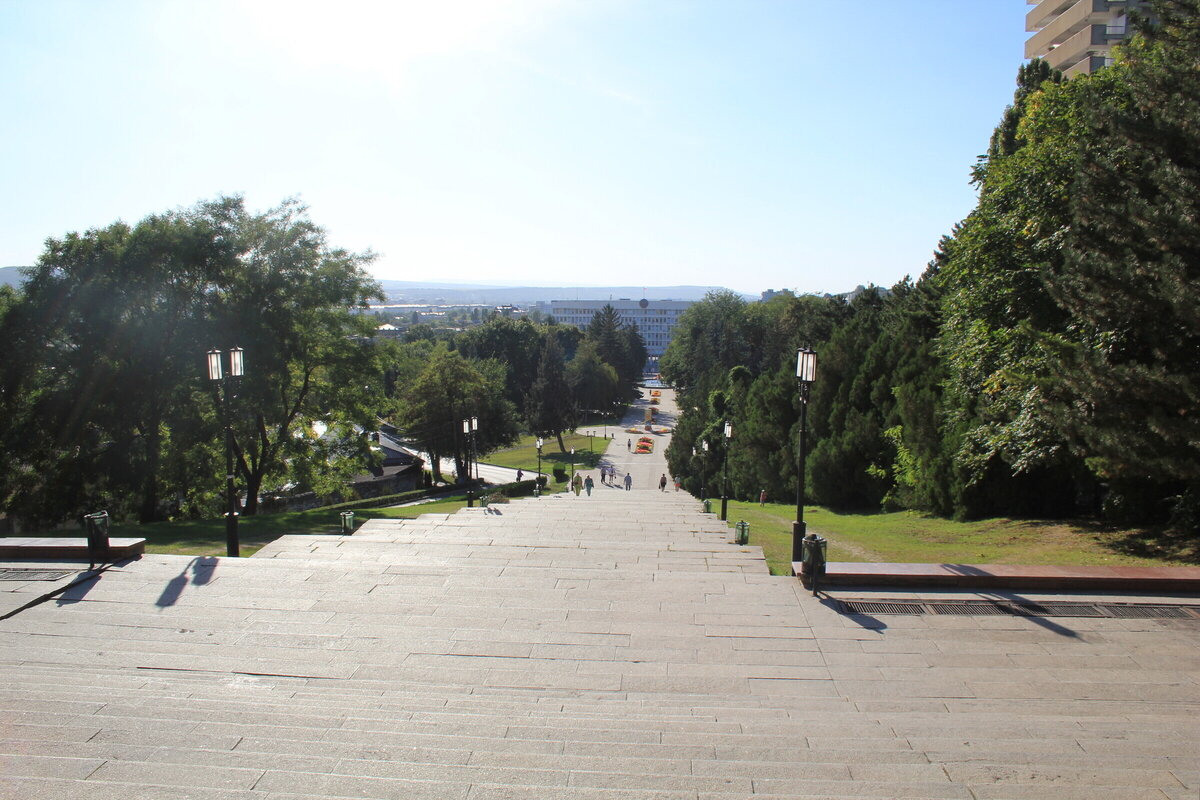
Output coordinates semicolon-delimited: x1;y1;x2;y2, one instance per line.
536;437;543;497
792;348;818;574
461;417;479;481
207;347;244;558
471;416;479;481
720;421;732;521
462;417;479;506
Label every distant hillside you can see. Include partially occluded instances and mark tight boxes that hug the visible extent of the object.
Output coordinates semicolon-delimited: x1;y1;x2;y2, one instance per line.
374;281;745;305
0;266;28;288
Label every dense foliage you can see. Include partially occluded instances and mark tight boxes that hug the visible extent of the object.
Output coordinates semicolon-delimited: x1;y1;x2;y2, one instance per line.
1;200;648;529
1;197;383;525
664;1;1199;533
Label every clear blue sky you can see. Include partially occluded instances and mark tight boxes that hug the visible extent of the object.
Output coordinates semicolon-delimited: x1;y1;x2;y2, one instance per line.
1;1;1030;296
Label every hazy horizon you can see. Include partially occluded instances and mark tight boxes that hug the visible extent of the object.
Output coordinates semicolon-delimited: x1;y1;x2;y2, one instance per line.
1;1;1028;296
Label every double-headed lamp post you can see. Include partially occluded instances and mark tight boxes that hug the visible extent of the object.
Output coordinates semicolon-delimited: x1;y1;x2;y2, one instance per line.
461;417;479;480
792;347;818;568
207;347;244;558
720;421;732;521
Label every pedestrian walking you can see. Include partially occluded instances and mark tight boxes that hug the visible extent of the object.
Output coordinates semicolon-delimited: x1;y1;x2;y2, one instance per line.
627;439;631;451
584;475;594;496
516;469;523;482
674;477;681;492
759;488;767;506
572;473;582;496
623;472;632;491
659;474;668;492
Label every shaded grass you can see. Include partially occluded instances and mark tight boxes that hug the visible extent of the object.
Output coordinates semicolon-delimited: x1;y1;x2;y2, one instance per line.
93;495;478;557
719;501;1199;576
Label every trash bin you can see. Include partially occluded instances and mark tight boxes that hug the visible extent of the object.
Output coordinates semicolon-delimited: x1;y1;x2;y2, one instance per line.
84;511;109;570
703;499;712;514
734;520;749;545
800;533;827;575
800;533;827;594
340;511;355;534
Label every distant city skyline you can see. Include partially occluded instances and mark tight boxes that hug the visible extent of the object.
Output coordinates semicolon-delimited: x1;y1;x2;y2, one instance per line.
1;1;1030;296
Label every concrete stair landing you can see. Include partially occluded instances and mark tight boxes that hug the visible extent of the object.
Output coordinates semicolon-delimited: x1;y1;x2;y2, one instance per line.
1;491;1197;799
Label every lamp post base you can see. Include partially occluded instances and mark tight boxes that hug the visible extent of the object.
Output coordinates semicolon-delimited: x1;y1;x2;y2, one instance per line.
720;496;728;521
226;513;240;558
791;520;806;568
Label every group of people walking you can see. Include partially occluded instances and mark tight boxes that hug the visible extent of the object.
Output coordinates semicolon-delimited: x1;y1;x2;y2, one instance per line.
570;464;634;495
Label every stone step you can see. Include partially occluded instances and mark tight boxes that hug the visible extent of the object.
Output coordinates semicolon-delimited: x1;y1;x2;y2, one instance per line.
2;394;1195;800
0;536;145;561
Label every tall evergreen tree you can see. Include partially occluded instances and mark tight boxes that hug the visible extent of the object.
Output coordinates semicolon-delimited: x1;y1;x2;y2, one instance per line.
1041;0;1200;522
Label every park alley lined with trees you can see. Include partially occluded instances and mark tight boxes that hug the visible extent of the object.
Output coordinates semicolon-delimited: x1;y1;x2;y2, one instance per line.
663;2;1199;540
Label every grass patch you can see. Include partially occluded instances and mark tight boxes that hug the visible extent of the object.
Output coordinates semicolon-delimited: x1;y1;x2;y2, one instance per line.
83;494;479;557
718;501;1199;576
485;432;612;474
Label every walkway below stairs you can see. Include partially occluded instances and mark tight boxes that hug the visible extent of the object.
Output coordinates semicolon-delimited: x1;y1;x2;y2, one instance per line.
0;388;1197;799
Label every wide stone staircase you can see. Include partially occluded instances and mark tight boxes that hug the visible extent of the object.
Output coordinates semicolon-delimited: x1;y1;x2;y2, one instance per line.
1;491;1196;799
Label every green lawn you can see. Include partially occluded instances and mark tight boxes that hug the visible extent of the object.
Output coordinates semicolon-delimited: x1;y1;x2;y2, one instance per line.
485;432;612;473
721;501;1199;575
46;479;1196;570
97;495;481;557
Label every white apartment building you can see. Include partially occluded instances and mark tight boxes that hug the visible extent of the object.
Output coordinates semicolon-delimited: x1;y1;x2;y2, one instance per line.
549;299;693;370
1025;0;1152;77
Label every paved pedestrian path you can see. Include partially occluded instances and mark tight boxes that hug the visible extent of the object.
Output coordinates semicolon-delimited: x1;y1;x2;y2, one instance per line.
0;389;1197;799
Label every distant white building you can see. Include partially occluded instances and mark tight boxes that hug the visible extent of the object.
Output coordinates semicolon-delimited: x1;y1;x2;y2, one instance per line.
549;299;693;371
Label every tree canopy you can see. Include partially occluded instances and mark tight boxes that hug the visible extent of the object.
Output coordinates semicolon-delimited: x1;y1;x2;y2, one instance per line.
1;196;383;526
663;1;1200;534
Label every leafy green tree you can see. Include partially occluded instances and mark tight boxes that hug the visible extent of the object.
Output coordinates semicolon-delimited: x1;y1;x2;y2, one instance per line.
195;198;384;514
1040;0;1200;521
396;347;518;482
566;340;620;413
8;211;230;524
525;336;576;452
455;317;544;410
1;197;385;526
932;60;1110;517
660;291;750;396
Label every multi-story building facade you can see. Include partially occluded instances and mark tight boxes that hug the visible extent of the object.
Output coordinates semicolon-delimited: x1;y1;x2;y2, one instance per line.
549;299;693;372
1025;0;1152;77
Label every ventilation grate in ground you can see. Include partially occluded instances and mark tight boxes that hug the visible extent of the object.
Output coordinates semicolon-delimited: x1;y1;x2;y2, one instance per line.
0;569;76;582
1104;604;1194;619
837;599;1200;619
1009;603;1109;618
927;601;1011;616
839;601;925;615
